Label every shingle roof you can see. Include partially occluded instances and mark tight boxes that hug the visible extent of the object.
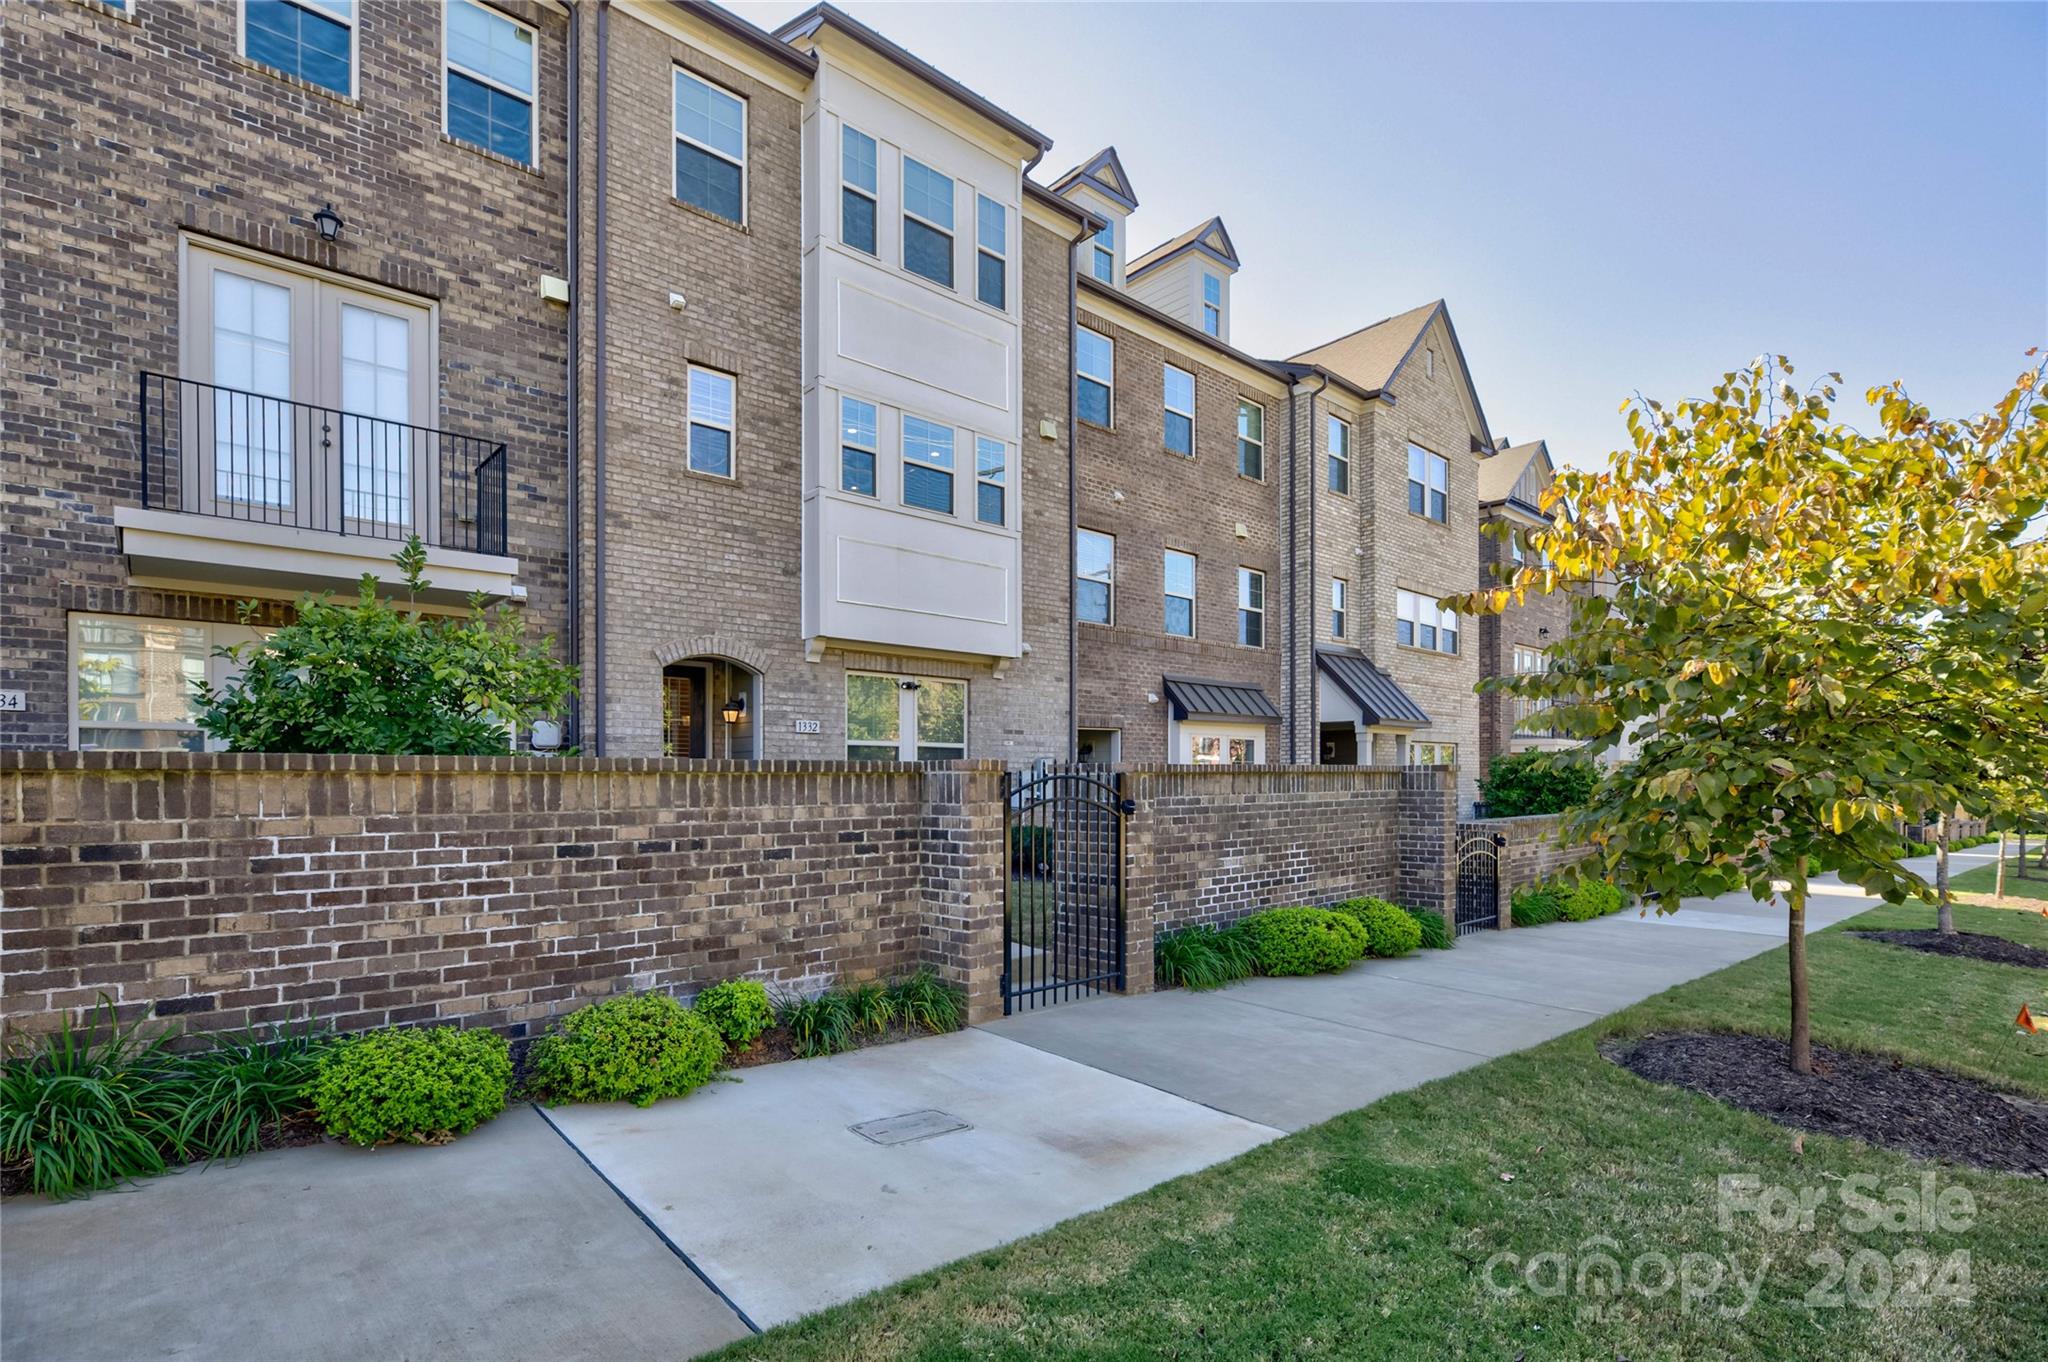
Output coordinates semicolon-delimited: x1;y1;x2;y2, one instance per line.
1286;300;1441;394
1316;650;1431;728
1127;216;1238;278
1478;440;1548;506
1162;675;1282;723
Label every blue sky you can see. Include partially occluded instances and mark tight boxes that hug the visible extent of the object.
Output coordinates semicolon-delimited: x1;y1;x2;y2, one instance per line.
729;1;2048;467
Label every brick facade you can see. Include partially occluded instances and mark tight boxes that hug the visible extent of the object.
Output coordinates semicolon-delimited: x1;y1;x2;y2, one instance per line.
1475;518;1577;778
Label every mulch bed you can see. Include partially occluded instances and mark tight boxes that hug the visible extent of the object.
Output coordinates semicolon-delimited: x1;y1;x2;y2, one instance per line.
1849;929;2048;970
719;1022;928;1069
1606;1032;2048;1177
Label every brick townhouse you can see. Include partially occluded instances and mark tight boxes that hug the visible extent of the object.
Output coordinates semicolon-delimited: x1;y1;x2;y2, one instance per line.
2;0;1570;810
1474;437;1579;780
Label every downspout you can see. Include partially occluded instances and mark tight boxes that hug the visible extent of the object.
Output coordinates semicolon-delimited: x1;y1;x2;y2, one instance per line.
564;0;581;747
1303;372;1328;762
592;0;610;755
1285;380;1297;762
1065;243;1079;763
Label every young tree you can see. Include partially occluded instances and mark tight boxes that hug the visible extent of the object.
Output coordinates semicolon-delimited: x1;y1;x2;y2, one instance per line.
193;536;577;756
1457;357;2048;1073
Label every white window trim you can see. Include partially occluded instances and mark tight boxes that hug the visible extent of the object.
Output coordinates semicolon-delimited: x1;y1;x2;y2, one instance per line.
1237;398;1265;480
838;392;878;498
1176;720;1264;766
1238;566;1265;648
1077;527;1115;627
1163;548;1197;639
1332;577;1347;639
69;614;265;751
1077;327;1115;428
442;0;538;167
1202;273;1221;336
1328;415;1351;495
899;412;957;517
674;66;747;224
839;122;878;256
1091;219;1115;282
974;193;1007;313
845;671;966;762
974;434;1007;528
239;0;359;99
1163;363;1195;458
1397;588;1460;656
1409;740;1456;767
901;154;956;289
686;364;736;479
1409;443;1450;523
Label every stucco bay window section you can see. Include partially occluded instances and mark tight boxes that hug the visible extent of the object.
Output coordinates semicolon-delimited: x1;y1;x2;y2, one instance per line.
1162;675;1279;766
675;68;746;223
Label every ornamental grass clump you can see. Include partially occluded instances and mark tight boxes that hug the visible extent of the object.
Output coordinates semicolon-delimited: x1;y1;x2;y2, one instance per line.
1405;906;1452;950
885;967;965;1034
312;1027;510;1145
692;979;775;1049
159;1021;334;1163
527;993;722;1108
1239;907;1367;976
0;997;183;1200
1155;923;1259;990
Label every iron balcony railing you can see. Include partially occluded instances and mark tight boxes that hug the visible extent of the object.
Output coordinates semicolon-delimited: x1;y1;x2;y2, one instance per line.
139;371;508;556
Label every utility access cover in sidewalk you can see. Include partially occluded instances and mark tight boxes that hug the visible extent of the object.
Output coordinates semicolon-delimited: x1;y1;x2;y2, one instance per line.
850;1109;972;1146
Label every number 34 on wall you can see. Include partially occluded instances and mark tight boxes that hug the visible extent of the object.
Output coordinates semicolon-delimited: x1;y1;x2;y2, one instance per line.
0;691;25;712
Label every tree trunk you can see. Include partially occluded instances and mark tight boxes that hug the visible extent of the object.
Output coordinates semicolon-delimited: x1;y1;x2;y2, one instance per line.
1788;855;1812;1075
1935;814;1954;936
1996;830;2008;900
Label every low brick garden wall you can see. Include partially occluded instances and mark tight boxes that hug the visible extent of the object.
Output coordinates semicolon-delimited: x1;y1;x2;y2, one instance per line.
1460;812;1600;925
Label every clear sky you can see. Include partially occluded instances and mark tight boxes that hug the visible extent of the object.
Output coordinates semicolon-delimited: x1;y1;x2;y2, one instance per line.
728;0;2048;468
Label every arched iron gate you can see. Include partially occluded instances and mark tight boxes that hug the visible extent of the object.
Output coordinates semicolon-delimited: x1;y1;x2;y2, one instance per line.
1003;765;1132;1013
1455;829;1506;936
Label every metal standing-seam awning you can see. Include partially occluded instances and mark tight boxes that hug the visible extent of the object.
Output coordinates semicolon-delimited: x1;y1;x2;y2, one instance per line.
1161;675;1282;723
1315;649;1430;728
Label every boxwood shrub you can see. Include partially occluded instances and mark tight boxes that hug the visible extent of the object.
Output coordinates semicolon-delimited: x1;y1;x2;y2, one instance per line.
1334;898;1423;958
527;993;723;1108
1239;907;1367;976
1562;879;1626;921
692;979;775;1049
312;1027;510;1147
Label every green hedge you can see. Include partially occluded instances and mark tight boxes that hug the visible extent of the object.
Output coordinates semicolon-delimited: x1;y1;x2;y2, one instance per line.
527;993;723;1109
1240;907;1367;976
692;979;775;1048
1332;898;1423;958
312;1027;510;1146
1478;751;1598;817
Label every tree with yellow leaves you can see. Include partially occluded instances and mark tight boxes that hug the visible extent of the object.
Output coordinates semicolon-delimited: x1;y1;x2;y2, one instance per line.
1454;357;2048;1074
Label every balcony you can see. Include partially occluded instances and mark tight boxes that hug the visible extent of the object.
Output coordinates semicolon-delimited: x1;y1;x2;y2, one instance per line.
119;372;522;603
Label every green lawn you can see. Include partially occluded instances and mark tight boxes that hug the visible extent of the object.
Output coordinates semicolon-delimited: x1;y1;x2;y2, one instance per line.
1952;856;2048;904
715;904;2048;1361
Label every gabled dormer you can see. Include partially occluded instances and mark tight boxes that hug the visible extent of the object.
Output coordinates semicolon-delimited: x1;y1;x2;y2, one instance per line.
1050;147;1137;287
1125;216;1239;342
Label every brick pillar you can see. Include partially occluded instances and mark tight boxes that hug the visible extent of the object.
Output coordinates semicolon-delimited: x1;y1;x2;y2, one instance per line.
918;762;1007;1025
1120;769;1156;996
1397;765;1456;922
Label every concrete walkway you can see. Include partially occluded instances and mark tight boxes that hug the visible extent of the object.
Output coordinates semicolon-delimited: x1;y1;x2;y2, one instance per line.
1;848;1974;1361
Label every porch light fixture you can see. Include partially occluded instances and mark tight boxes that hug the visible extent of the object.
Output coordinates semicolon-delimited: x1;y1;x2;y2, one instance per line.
720;693;746;725
312;202;345;243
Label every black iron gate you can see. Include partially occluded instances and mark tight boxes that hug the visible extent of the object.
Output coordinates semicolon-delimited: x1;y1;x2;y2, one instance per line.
1003;765;1132;1013
1455;830;1505;936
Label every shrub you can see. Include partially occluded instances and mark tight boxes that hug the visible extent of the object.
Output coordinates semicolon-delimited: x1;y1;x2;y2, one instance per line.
0;997;183;1200
1405;906;1451;950
778;988;861;1058
1479;751;1599;818
313;1027;510;1145
1561;879;1625;922
527;994;722;1109
1239;907;1367;976
887;968;965;1034
1511;882;1565;927
1156;924;1258;990
1336;898;1423;958
160;1021;334;1163
692;979;774;1049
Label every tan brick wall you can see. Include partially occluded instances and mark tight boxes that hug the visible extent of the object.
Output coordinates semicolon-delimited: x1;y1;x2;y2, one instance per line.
2;0;573;750
1464;813;1599;911
1475;515;1576;776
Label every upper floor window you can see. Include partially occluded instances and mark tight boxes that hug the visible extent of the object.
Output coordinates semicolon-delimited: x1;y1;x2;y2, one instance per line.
1163;364;1194;457
1397;588;1458;654
902;157;954;288
686;366;735;477
1076;328;1113;428
675;69;745;224
1163;549;1196;638
445;0;536;166
840;395;877;496
1091;218;1114;282
1077;529;1114;624
1331;578;1348;638
1327;414;1351;494
1202;273;1221;336
975;436;1006;526
1237;400;1264;480
901;414;955;513
840;125;878;255
1408;443;1449;522
1510;530;1525;565
975;195;1007;310
1426;346;1436;379
245;0;354;97
1238;567;1265;647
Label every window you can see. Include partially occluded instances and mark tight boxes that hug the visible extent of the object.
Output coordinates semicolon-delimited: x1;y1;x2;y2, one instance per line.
901;414;954;513
1091;217;1114;282
1163;549;1196;638
1238;567;1264;647
71;615;262;750
1076;529;1114;625
675;69;745;223
975;435;1006;526
1510;531;1525;565
445;0;536;166
1331;578;1347;639
902;157;954;287
975;195;1006;309
1408;443;1449;522
1398;589;1459;655
244;0;353;97
1187;727;1260;765
1513;644;1553;732
1202;273;1221;336
1426;346;1436;379
1163;364;1194;457
839;395;877;496
1410;740;1456;767
686;366;734;477
840;125;877;255
1076;328;1113;427
1237;400;1264;479
1327;415;1350;494
847;673;965;761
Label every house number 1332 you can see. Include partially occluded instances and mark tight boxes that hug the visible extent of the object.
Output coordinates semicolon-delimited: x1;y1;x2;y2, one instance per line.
792;718;821;734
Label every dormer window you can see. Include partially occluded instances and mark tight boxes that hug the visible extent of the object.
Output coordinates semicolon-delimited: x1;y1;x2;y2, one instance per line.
1091;218;1114;283
1202;274;1221;336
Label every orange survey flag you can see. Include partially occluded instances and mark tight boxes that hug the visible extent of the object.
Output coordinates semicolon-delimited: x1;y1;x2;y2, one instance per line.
2019;1004;2039;1034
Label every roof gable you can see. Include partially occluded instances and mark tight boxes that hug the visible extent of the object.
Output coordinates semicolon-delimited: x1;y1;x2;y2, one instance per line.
1289;300;1494;447
1477;439;1552;508
1049;146;1138;212
1127;215;1239;279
